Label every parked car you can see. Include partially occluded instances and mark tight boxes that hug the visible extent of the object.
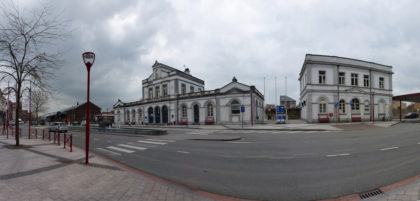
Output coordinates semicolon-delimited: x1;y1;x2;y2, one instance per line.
80;120;86;126
405;112;419;119
18;119;24;124
72;121;79;126
99;120;112;128
9;121;15;126
48;122;68;133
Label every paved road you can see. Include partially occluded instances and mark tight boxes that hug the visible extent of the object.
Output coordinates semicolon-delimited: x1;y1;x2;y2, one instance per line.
17;123;420;201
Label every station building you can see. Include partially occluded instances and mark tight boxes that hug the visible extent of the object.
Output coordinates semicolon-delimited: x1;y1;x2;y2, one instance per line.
113;61;264;125
299;54;393;123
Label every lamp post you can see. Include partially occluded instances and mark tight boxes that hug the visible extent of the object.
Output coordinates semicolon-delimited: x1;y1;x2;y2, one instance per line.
82;52;95;164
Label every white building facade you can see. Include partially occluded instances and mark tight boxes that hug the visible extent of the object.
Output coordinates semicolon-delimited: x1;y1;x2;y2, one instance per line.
114;61;264;125
299;54;393;123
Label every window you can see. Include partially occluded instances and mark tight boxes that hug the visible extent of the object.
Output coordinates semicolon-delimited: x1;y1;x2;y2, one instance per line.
379;77;384;89
339;100;346;114
190;86;194;93
182;105;187;117
231;100;240;114
351;98;360;112
319;71;326;84
364;101;370;112
207;104;213;117
181;84;186;95
364;75;369;87
351;73;358;86
319;100;327;113
339;72;345;85
155;86;160;97
162;85;168;97
148;88;153;99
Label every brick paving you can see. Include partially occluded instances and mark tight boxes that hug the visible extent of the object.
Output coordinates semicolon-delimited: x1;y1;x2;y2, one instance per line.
0;135;220;201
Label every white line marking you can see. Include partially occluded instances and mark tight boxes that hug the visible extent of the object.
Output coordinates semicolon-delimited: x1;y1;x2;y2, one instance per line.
177;151;190;154
227;141;251;143
327;153;350;157
380;147;398;151
118;144;147;151
137;140;167;145
96;148;121;155
146;139;175;142
107;146;135;153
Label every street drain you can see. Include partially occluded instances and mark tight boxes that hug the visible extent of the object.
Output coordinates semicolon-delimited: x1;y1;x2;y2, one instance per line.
359;189;383;199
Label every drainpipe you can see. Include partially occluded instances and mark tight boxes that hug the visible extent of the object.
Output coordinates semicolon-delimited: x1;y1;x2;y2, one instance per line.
369;69;372;121
337;65;340;122
250;88;254;126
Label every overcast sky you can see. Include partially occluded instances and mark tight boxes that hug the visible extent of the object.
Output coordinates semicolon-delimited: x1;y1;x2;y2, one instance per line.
10;0;420;113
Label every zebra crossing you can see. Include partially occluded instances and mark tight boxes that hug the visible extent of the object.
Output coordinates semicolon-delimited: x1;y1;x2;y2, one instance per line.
96;139;174;155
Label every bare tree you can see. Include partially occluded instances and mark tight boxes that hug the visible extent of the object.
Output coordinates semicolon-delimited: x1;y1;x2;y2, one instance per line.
0;1;67;146
30;89;48;122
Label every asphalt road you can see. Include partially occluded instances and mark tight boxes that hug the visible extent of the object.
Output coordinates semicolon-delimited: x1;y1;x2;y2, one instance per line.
18;123;420;201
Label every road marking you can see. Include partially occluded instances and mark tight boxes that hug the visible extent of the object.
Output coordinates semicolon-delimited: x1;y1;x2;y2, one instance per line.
137;140;167;145
96;148;121;155
380;147;399;151
146;139;175;142
327;153;350;157
118;144;147;151
177;151;190;154
107;146;134;153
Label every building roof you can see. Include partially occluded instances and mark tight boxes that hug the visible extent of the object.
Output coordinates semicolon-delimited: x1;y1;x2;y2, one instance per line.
151;61;205;85
393;93;420;103
59;101;101;113
280;95;295;102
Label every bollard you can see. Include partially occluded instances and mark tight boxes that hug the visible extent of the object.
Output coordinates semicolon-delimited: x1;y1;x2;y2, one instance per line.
49;130;51;141
35;129;37;139
28;128;31;139
20;128;22;138
70;134;72;152
53;131;56;144
42;130;45;140
64;133;66;149
58;132;60;146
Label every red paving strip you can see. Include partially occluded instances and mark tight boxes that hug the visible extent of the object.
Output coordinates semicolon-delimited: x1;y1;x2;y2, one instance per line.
380;174;420;193
71;143;254;201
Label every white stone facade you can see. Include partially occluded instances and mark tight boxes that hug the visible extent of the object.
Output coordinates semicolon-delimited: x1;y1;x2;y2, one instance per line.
114;61;264;125
299;54;393;123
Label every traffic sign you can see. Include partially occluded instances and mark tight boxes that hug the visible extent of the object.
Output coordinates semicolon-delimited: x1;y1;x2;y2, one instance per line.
350;100;353;107
276;106;285;114
241;105;245;113
334;102;338;108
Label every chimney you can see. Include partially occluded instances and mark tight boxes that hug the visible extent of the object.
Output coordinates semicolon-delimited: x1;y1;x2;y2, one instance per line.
184;68;190;74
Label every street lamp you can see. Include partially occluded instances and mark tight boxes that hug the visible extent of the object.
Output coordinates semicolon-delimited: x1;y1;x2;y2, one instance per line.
82;52;95;164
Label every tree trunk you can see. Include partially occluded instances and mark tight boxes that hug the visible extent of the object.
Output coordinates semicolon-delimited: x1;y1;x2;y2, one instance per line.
15;91;20;146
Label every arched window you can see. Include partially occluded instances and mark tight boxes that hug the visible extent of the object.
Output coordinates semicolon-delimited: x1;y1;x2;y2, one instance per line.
319;99;327;113
182;105;187;117
351;98;360;112
207;104;214;117
231;100;240;114
126;111;130;122
339;100;346;114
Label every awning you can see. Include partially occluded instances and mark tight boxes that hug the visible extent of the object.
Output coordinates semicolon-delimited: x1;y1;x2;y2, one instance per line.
392;93;420;102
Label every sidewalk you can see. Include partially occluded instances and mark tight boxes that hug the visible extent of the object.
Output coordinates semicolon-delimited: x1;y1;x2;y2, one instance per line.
116;120;400;132
0;136;244;201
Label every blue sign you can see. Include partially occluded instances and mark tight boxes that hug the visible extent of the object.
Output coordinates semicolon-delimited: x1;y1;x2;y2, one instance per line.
276;115;286;120
240;105;245;113
276;106;285;114
144;116;148;120
334;102;339;108
350;100;353;107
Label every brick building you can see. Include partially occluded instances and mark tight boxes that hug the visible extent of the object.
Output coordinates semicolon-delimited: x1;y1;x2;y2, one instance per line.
61;102;101;123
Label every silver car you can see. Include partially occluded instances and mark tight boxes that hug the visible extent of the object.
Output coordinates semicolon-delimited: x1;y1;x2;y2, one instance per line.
48;122;68;133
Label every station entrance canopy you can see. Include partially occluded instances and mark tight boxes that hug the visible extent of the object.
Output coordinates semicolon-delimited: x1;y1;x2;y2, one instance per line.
392;93;420;102
392;93;420;121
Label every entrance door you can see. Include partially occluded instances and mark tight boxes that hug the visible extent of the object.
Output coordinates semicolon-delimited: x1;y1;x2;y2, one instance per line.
162;106;168;123
155;106;161;123
148;107;153;123
194;105;199;124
